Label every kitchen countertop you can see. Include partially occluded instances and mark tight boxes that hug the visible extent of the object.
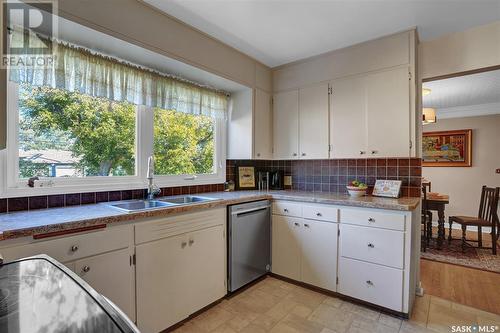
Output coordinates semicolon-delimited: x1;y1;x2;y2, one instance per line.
0;191;420;240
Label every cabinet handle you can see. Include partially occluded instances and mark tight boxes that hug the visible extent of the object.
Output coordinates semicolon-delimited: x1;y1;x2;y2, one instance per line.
181;241;187;248
71;245;79;252
367;243;375;248
257;153;261;157
316;212;322;217
368;217;375;223
189;239;194;245
292;153;298;157
371;150;378;155
304;223;310;228
294;222;300;227
359;151;366;155
82;265;90;273
366;280;374;286
284;208;289;213
301;153;306;156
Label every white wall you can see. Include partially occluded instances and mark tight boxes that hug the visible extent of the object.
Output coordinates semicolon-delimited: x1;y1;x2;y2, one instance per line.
422;114;500;222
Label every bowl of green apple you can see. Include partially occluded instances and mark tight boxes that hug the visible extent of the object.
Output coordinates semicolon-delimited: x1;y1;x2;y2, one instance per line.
346;180;368;197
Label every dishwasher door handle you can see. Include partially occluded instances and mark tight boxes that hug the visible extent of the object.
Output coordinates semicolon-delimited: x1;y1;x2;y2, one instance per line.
231;205;271;216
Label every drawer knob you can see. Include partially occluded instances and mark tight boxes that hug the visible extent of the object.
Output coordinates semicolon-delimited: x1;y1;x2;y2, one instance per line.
366;280;374;286
189;239;194;245
301;153;306;156
71;245;79;252
359;151;366;155
284;208;289;213
181;241;187;248
316;212;322;217
82;265;90;273
294;222;300;227
371;150;378;155
304;224;310;228
367;243;375;248
292;153;298;157
368;218;375;223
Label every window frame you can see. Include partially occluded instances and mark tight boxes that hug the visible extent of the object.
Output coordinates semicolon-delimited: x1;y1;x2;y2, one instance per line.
1;81;226;197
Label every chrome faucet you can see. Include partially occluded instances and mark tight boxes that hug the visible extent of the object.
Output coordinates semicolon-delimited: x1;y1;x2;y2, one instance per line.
146;156;161;201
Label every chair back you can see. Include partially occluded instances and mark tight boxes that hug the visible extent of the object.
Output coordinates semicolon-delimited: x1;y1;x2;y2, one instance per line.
478;186;500;227
421;184;428;216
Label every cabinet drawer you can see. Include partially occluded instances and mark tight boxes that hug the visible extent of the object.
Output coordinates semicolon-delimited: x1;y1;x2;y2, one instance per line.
272;201;302;218
340;224;404;269
340;208;405;231
0;226;131;263
338;257;403;311
302;205;338;222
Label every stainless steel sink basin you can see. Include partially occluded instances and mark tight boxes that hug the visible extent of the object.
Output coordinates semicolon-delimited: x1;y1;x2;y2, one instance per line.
108;200;178;212
160;195;216;205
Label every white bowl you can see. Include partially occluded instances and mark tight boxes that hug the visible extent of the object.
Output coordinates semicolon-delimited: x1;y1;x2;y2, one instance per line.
346;186;367;197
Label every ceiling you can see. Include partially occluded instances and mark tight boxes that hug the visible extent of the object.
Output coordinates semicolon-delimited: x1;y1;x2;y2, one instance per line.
143;0;500;67
423;69;500;118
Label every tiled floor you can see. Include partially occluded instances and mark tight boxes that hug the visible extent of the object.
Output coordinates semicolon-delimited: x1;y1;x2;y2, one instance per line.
172;276;500;333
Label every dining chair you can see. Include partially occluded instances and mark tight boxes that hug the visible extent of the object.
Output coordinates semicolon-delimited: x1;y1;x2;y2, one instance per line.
448;186;500;254
421;185;430;251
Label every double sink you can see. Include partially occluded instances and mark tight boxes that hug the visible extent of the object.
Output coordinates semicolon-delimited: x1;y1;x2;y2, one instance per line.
108;195;217;212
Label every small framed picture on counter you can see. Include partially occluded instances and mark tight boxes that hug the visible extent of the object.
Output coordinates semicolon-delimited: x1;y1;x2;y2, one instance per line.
372;180;402;198
236;166;256;190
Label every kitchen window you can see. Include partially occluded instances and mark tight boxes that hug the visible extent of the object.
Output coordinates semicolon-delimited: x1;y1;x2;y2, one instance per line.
3;31;227;195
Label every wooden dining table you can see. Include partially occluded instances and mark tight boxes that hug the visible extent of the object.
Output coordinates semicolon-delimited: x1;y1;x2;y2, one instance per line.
426;194;450;249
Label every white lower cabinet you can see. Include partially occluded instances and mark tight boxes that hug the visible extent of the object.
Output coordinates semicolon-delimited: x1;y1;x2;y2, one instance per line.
272;203;338;292
272;215;302;281
0;225;135;321
75;248;135;320
135;208;226;333
300;219;338;290
272;201;417;314
338;257;403;311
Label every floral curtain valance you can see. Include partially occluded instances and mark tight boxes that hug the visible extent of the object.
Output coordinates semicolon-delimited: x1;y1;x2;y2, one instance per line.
9;30;229;119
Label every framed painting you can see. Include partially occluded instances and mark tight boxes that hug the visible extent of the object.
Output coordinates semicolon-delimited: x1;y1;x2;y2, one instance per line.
422;129;472;167
236;166;256;189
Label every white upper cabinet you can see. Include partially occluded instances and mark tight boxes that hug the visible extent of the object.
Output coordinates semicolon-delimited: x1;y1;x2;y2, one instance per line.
299;83;330;159
330;75;367;158
330;66;411;158
273;84;330;160
365;67;410;157
254;89;273;159
273;90;300;159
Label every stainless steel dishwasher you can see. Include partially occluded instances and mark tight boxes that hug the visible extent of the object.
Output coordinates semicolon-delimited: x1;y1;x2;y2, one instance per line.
228;200;271;292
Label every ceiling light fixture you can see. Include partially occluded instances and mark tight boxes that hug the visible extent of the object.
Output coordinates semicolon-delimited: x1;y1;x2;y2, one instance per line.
422;108;437;124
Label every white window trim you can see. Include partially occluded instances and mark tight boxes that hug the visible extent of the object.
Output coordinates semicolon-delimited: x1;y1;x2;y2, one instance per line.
1;81;226;198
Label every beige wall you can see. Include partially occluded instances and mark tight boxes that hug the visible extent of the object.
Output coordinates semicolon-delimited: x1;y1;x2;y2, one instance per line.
422;115;500;220
0;0;272;149
419;21;500;80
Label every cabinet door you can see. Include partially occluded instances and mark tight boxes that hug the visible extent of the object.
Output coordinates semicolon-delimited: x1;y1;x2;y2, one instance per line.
299;83;329;159
136;233;190;333
330;76;367;158
254;89;273;159
186;225;226;313
273;90;299;159
75;248;134;321
365;67;410;157
300;220;338;291
271;215;302;280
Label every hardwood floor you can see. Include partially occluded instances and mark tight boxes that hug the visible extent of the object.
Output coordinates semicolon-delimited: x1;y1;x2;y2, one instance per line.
421;226;500;315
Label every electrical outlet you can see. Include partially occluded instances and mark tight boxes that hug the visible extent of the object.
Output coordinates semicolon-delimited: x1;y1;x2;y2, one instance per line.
284;176;292;186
